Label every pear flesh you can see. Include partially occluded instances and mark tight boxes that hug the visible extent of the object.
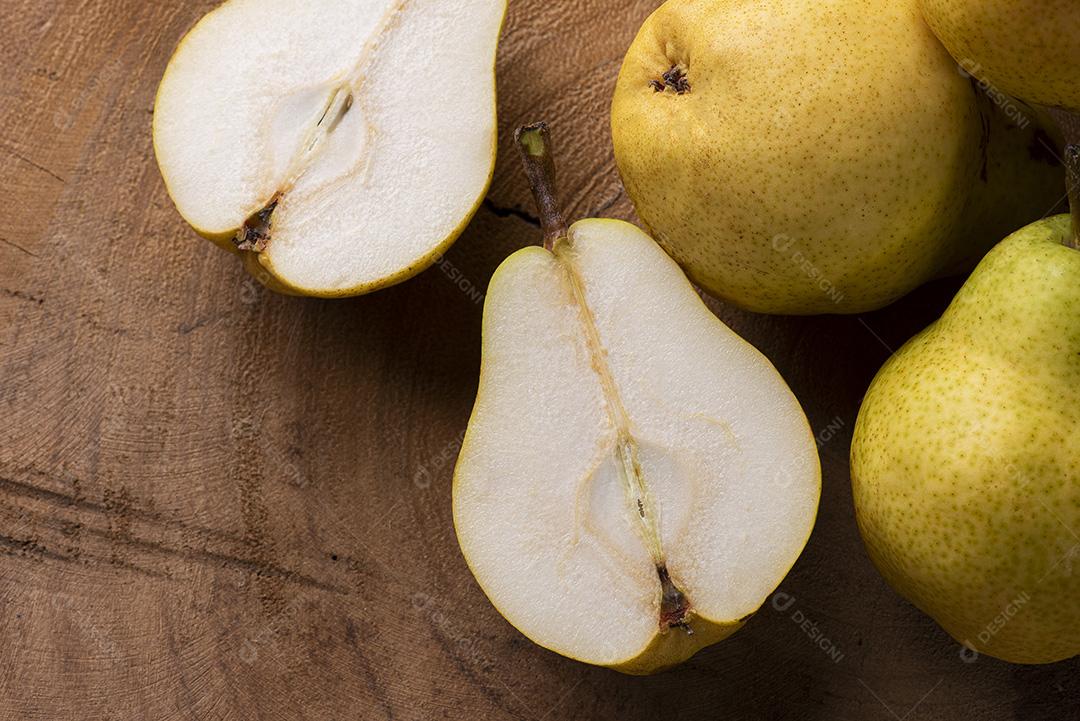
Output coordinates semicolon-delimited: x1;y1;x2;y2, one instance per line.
454;219;820;673
920;0;1080;113
153;0;506;296
611;0;1062;314
851;215;1080;664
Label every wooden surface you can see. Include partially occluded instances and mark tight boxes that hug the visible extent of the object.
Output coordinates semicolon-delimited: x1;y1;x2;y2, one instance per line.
0;1;1076;719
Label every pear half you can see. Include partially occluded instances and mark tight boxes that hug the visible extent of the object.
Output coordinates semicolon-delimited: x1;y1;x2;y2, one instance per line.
453;126;820;674
153;0;506;296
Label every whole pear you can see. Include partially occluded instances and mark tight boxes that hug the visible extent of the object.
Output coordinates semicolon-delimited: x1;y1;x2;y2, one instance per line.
920;0;1080;113
851;215;1080;664
611;0;1062;314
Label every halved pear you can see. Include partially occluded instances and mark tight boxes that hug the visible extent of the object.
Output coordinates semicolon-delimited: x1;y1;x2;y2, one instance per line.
453;126;820;674
153;0;507;296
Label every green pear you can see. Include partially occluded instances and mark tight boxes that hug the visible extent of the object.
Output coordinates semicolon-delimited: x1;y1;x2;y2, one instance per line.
611;0;1062;314
851;214;1080;664
454;125;820;674
920;0;1080;113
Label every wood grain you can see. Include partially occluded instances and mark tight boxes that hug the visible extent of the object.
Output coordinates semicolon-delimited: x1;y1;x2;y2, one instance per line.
0;1;1076;719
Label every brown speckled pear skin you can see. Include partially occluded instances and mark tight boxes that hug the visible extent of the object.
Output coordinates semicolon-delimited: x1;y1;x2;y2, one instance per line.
920;0;1080;113
851;215;1080;664
946;93;1064;276
611;0;1063;315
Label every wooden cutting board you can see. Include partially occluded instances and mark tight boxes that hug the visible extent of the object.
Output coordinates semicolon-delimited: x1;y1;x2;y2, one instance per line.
0;1;1076;718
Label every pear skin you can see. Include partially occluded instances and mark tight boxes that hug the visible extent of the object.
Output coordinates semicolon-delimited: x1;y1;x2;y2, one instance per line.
945;93;1065;276
611;0;1062;314
920;0;1080;113
851;215;1080;664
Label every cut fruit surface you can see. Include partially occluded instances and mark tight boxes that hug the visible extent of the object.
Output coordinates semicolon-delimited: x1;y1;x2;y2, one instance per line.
153;0;506;295
453;218;820;673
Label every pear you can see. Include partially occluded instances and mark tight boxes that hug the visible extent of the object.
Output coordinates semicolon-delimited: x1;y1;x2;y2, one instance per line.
153;0;506;297
920;0;1080;114
851;214;1080;664
611;0;1062;315
453;124;820;674
945;92;1065;275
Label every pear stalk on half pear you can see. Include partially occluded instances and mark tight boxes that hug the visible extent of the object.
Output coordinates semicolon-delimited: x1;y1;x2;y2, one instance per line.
851;148;1080;663
611;0;1062;315
453;124;820;674
153;0;507;297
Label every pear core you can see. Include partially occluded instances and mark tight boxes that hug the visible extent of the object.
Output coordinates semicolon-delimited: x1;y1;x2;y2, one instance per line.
552;232;693;632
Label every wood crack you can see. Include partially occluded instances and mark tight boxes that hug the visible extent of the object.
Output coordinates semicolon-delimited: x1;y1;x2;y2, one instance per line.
0;473;347;594
1;144;66;184
0;286;45;304
482;198;542;228
0;236;38;257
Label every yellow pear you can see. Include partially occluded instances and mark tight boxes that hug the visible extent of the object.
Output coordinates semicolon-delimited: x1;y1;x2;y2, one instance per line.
611;0;1062;314
920;0;1080;113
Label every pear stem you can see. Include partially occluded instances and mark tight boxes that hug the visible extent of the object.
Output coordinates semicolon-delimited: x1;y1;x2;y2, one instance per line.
1048;108;1080;249
1064;146;1080;250
515;122;568;251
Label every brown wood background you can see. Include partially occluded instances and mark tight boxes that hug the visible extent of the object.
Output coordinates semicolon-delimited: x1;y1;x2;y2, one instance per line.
0;1;1076;719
